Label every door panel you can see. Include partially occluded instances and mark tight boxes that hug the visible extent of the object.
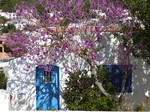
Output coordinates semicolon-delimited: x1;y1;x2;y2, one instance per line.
36;65;59;110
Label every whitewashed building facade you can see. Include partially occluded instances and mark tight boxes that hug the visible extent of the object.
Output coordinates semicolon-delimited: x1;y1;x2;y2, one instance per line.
2;35;150;111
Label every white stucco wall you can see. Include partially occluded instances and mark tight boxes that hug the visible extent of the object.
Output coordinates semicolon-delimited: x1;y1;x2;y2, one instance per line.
0;62;9;68
0;89;9;111
5;35;150;111
6;58;36;111
0;12;16;19
123;57;150;110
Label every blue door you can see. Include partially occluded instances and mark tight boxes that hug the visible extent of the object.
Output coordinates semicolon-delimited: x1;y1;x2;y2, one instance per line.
36;65;59;110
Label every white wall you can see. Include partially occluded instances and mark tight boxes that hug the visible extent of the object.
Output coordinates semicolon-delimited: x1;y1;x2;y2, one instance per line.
0;12;16;19
5;35;119;110
0;89;9;111
6;58;36;111
123;57;150;110
0;62;9;68
6;36;150;111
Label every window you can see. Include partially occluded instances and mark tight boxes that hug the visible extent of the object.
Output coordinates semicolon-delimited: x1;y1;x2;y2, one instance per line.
0;47;2;52
103;65;132;93
0;41;2;44
43;71;52;83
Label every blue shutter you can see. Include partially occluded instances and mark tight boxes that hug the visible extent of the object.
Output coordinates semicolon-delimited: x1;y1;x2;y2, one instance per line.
103;65;132;93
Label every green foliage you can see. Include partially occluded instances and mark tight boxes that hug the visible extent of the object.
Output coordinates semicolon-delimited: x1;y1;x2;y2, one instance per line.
121;0;150;65
0;16;7;24
134;104;146;111
63;67;118;111
60;18;71;26
1;24;16;33
133;97;150;111
1;0;17;12
1;4;11;12
1;26;9;33
82;0;90;9
3;44;12;53
0;19;5;24
7;24;16;31
0;0;37;12
35;3;46;15
0;69;7;89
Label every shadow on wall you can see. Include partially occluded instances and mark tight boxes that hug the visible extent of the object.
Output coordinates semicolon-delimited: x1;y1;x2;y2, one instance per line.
4;35;150;111
124;58;150;110
6;58;36;111
101;37;150;110
57;35;121;110
99;35;150;110
100;34;120;65
36;83;59;110
57;35;150;110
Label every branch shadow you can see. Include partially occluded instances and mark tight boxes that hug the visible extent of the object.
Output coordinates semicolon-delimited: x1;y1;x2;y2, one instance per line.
6;58;36;111
6;35;150;111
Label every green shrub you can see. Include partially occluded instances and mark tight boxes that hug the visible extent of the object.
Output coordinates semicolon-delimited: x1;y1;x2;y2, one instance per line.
1;4;12;12
0;69;7;89
0;16;7;24
63;67;118;111
1;24;16;33
8;24;16;32
1;26;9;33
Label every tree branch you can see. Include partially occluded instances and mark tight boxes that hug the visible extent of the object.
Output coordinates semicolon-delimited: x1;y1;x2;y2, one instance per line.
91;62;110;96
95;80;109;96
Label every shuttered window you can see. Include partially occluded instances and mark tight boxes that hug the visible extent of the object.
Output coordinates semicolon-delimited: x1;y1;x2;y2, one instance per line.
103;65;132;93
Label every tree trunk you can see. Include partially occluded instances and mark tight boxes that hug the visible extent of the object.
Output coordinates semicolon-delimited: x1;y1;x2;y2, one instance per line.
91;62;109;96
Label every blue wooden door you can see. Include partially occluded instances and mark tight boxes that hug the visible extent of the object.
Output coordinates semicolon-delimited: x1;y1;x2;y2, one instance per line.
36;65;59;110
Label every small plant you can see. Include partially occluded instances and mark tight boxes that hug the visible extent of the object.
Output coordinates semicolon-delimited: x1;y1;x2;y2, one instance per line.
133;97;150;111
134;103;146;111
